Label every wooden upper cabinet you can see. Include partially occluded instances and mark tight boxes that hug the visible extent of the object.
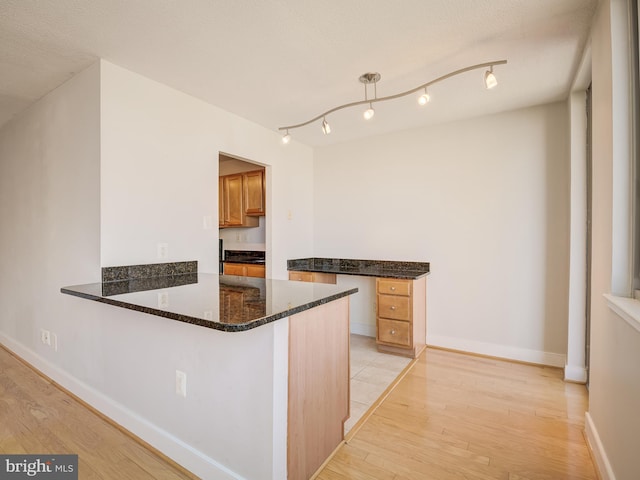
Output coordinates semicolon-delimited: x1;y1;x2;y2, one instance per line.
219;168;265;228
224;174;244;226
220;174;258;228
218;176;225;227
243;169;266;216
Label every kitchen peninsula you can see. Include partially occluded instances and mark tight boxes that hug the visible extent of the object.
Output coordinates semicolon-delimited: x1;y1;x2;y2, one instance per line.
61;261;357;480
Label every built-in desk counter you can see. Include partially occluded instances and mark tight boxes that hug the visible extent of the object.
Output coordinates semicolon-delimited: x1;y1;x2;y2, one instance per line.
287;257;429;280
288;257;430;358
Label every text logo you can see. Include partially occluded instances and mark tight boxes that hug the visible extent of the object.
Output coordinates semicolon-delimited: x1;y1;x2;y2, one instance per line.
1;455;78;479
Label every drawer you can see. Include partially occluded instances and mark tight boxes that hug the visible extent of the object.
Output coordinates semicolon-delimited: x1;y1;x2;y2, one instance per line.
377;294;411;321
377;278;411;296
224;263;246;276
288;271;337;284
246;264;265;278
289;271;314;282
377;318;411;347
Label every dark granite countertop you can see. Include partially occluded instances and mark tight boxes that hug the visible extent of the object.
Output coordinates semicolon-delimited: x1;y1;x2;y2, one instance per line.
223;250;265;265
61;273;357;332
287;258;430;280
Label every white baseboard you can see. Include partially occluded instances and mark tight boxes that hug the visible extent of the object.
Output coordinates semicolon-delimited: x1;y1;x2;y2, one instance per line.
350;322;376;338
564;364;588;383
0;333;243;480
426;334;566;367
585;412;616;480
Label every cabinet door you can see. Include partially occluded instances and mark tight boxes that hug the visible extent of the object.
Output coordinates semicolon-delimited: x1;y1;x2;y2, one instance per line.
377;318;411;347
224;263;246;276
377;294;411;321
288;271;336;284
246;264;265;278
218;176;225;227
224;174;244;226
289;271;314;282
243;170;265;216
377;278;411;296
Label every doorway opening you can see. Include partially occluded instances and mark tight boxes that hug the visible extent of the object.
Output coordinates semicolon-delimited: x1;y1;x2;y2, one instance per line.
218;152;268;278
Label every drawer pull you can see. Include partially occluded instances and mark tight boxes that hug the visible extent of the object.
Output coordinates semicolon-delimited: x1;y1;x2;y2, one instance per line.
390;306;396;310
390;286;396;291
390;330;396;335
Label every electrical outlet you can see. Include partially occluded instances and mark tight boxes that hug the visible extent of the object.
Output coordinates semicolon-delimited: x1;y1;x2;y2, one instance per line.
157;243;169;260
40;329;51;346
175;370;187;397
202;215;213;230
203;310;213;320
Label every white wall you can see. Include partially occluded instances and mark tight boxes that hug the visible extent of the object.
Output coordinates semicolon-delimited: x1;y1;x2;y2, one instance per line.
586;1;640;479
97;60;314;478
314;103;570;366
100;61;314;279
0;59;314;479
0;62;101;361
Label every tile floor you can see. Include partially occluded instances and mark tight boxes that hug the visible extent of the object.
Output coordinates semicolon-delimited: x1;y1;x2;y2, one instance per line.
345;334;412;433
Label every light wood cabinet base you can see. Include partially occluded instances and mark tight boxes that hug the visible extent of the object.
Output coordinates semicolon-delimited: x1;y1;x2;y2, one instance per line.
288;271;337;284
288;297;349;480
377;342;426;359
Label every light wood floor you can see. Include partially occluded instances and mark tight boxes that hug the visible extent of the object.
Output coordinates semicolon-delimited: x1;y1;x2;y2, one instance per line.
319;347;598;480
1;343;598;480
0;346;198;480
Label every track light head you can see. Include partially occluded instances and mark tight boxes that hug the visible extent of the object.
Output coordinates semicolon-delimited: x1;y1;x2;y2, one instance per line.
418;88;431;106
282;130;291;144
484;66;498;89
363;103;375;120
321;118;331;135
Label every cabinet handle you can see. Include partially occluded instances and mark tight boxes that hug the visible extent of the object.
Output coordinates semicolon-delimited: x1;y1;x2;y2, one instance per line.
390;286;396;291
390;306;396;310
390;330;396;335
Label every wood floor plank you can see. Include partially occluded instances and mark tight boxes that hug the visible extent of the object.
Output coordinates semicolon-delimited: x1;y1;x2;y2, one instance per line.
319;347;598;480
0;346;198;480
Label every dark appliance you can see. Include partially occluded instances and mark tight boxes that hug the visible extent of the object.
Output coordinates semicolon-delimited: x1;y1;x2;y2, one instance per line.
219;239;224;274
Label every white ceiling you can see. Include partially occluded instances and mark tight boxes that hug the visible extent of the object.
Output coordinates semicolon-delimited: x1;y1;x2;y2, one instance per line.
0;0;597;147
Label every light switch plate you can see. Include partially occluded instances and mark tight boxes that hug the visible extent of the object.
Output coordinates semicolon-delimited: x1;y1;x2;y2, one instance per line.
158;291;169;308
175;370;187;397
157;243;169;260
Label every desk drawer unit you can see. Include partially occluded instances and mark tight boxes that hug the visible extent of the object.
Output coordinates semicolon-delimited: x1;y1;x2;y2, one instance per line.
375;276;426;358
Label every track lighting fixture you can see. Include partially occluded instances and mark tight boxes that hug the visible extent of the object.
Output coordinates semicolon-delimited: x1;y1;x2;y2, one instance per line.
321;117;331;135
484;66;498;89
363;103;375;120
278;60;506;143
418;87;431;106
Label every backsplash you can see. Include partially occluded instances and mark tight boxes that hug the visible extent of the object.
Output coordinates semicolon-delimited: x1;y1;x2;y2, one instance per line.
102;261;198;283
